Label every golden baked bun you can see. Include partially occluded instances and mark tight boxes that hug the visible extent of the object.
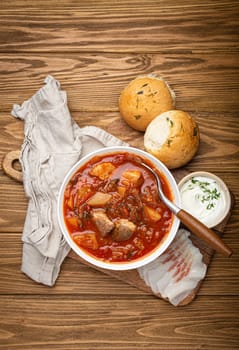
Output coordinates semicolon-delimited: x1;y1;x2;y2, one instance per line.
144;110;200;169
119;75;175;131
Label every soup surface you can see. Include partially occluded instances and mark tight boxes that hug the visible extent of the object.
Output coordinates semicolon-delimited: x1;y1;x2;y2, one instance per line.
63;152;173;263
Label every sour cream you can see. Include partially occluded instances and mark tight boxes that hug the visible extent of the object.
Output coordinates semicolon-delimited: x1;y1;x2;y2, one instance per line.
179;172;230;228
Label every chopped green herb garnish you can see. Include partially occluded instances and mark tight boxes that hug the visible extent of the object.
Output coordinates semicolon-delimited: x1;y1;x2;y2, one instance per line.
148;92;158;97
135;96;140;109
206;203;215;210
167;138;173;147
188;177;221;210
166;117;174;127
191;177;210;186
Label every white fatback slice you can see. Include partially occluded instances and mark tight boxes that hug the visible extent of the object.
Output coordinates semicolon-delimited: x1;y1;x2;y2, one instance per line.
137;229;207;306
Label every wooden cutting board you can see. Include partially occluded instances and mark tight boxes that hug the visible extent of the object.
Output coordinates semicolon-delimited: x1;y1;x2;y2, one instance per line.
2;150;234;306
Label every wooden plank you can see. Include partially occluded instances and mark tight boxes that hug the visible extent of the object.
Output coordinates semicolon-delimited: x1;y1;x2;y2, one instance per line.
1;0;238;10
0;112;239;172
0;228;238;296
0;1;238;53
0;296;239;350
0;53;238;113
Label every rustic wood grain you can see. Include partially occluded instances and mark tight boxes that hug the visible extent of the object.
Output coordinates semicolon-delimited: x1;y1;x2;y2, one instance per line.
0;0;238;54
1;0;239;348
0;53;238;113
0;112;238;172
0;296;239;350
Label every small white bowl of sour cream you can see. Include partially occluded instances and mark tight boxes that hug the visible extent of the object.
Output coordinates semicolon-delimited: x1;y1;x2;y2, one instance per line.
178;171;231;228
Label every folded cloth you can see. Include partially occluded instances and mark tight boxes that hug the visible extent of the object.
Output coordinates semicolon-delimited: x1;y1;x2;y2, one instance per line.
12;75;128;286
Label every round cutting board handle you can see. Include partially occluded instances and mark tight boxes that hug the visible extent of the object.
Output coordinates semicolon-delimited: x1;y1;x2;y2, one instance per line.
2;150;23;183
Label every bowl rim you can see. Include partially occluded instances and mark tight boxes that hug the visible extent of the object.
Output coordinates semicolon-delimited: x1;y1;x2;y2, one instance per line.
178;171;231;228
57;146;181;270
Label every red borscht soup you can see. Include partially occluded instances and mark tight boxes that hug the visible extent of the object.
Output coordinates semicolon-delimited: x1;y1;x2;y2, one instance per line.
63;152;173;263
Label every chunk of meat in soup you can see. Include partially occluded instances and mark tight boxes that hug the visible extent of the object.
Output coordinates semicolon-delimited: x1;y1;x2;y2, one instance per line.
92;209;114;237
112;219;136;242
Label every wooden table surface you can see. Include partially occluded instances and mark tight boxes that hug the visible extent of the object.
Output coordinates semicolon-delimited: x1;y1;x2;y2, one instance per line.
0;1;239;349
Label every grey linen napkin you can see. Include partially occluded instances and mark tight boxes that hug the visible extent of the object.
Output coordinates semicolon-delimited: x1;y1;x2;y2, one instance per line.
12;75;128;286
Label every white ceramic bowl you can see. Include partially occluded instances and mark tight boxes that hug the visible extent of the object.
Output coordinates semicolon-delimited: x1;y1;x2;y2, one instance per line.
178;171;231;228
57;146;181;270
